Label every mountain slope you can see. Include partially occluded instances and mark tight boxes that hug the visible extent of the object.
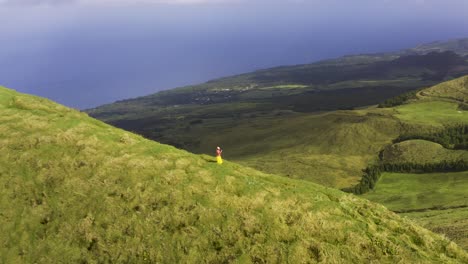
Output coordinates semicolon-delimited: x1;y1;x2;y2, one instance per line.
1;87;468;262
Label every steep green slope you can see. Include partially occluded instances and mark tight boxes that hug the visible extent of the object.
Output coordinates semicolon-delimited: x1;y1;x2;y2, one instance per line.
1;87;468;263
421;73;468;103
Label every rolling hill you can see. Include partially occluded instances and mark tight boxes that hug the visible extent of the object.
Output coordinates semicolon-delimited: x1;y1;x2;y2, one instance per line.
1;86;468;262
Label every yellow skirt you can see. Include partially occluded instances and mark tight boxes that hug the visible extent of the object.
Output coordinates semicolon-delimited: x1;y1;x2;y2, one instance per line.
216;156;223;164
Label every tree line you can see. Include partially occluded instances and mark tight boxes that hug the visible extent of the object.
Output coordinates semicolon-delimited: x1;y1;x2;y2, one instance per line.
395;124;468;150
343;159;468;195
378;89;421;108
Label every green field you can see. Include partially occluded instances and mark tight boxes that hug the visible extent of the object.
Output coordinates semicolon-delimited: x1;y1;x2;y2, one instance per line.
396;101;468;126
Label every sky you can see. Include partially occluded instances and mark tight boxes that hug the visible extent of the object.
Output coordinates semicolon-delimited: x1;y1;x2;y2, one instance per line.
0;0;467;109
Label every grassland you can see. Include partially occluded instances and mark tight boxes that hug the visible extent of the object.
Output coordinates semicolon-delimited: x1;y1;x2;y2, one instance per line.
3;86;468;262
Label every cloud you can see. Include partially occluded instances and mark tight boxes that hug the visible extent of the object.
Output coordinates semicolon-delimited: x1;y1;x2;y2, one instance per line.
0;0;240;6
0;0;76;5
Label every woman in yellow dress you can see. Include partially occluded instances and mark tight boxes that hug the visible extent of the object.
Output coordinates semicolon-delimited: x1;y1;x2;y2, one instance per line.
216;146;223;164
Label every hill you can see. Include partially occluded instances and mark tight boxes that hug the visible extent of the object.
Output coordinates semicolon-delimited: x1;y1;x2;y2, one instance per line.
1;87;468;262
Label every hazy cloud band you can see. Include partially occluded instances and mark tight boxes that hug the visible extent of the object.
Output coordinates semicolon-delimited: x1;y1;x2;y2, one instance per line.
0;0;241;6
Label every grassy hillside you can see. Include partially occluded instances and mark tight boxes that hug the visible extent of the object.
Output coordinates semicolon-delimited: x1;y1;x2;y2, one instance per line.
3;87;468;262
421;73;468;103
